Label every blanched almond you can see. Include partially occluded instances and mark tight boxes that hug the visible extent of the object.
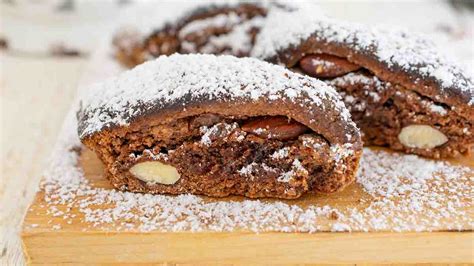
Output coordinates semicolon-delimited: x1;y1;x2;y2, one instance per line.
398;125;448;149
130;161;180;185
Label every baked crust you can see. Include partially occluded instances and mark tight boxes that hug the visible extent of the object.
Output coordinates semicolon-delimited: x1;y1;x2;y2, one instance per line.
78;54;359;144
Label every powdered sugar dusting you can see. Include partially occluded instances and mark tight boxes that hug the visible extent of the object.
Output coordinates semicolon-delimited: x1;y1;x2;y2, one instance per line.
277;159;308;183
78;54;352;139
200;16;265;55
179;12;242;38
327;72;390;112
428;103;448;115
354;149;473;231
199;122;238;146
328;72;390;95
238;162;258;177
271;147;289;160
252;7;474;105
38;110;473;233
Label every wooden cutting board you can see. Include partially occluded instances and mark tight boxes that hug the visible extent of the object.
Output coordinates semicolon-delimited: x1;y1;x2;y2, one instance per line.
20;42;474;265
21;148;474;265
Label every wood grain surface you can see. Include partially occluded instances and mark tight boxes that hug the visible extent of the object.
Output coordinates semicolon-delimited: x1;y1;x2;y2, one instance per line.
21;231;474;264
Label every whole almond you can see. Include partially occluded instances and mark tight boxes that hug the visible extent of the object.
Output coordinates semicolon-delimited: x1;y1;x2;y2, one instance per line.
299;54;360;78
398;124;448;149
130;161;180;185
242;116;309;140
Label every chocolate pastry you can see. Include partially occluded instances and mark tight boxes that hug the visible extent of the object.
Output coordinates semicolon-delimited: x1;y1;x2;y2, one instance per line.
114;2;271;68
77;54;362;199
252;7;474;158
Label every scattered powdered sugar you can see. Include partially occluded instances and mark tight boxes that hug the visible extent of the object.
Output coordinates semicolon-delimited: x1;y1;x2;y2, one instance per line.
39;111;473;233
252;7;474;105
354;149;473;232
78;54;353;139
330;143;354;165
276;159;308;183
199;122;238;146
301;135;325;150
428;103;448;115
344;95;367;112
277;170;294;183
200;127;214;146
271;147;290;160
328;73;391;112
293;158;308;174
328;73;390;112
328;73;390;96
238;162;277;180
128;149;170;163
238;162;258;177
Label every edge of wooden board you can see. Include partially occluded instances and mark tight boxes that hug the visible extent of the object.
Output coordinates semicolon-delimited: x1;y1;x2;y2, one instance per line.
21;230;474;264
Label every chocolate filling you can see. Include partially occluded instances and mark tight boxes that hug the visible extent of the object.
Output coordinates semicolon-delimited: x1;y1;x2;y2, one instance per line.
89;114;355;199
296;54;473;158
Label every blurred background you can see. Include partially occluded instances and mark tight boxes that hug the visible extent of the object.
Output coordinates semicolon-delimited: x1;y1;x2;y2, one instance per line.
0;0;473;264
